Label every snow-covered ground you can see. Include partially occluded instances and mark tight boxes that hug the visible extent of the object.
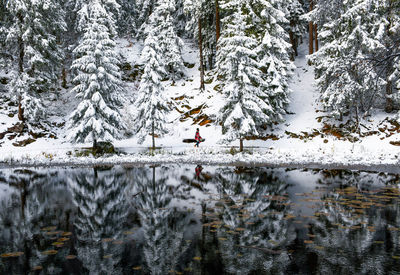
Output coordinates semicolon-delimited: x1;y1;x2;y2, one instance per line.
1;38;400;171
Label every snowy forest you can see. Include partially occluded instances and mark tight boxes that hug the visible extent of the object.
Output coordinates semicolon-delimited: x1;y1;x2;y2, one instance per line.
0;0;400;152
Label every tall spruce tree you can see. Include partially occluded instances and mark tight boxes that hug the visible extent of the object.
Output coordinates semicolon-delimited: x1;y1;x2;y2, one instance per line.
67;0;126;145
184;0;217;89
146;0;185;81
309;0;387;124
217;0;293;151
5;0;66;122
132;26;170;148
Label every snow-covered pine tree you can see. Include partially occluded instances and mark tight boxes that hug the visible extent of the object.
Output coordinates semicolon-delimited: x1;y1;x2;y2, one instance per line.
132;27;170;148
309;0;387;124
217;1;269;152
146;0;185;81
217;0;293;152
184;0;217;89
7;0;66;92
256;0;294;120
5;0;66;122
373;0;400;113
135;0;156;40
9;72;44;122
115;0;139;36
67;0;126;145
284;0;307;59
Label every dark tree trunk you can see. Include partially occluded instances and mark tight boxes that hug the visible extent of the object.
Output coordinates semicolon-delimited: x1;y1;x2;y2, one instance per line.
385;0;394;113
18;95;24;121
152;121;155;149
92;131;97;149
62;67;67;89
215;0;221;43
289;21;296;61
17;12;25;122
239;139;243;152
385;80;393;113
308;0;314;56
314;23;318;52
198;18;205;90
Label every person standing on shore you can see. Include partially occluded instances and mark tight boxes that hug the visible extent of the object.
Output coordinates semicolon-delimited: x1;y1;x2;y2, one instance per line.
195;128;202;147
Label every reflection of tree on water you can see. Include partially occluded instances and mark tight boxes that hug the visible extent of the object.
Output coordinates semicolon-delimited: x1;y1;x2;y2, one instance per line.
69;166;130;274
205;167;294;274
0;169;73;274
133;166;191;274
302;171;400;274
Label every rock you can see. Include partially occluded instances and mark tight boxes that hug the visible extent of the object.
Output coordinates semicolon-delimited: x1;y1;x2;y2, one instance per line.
7;122;25;133
12;138;36;147
93;141;115;155
0;132;4;140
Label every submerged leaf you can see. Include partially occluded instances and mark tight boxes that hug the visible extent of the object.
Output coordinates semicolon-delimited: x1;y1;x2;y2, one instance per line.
1;252;24;258
41;226;57;231
41;250;58;255
66;255;77;260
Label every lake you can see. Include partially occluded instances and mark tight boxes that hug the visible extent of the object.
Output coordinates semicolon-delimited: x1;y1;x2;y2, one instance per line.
0;165;399;274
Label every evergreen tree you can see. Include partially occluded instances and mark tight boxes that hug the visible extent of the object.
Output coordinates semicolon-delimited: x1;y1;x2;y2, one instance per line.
309;0;387;123
67;0;126;144
116;0;139;36
217;0;293;151
184;0;217;90
132;27;170;148
9;72;44;122
135;0;156;40
146;0;185;81
5;0;66;122
285;0;307;59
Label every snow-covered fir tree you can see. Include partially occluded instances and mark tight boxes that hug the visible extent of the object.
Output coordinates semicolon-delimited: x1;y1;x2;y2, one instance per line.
309;0;387;122
135;0;156;40
4;0;66;122
131;26;170;148
6;0;66;91
285;0;307;59
216;0;293;151
145;0;185;81
184;0;217;70
9;72;44;122
67;0;126;144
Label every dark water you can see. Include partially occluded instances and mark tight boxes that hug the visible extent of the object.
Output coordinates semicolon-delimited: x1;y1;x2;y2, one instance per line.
0;165;399;275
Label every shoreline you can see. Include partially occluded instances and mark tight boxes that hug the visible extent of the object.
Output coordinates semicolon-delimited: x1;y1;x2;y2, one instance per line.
1;150;399;173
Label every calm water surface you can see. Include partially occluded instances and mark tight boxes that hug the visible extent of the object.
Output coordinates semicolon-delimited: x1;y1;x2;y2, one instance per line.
0;165;399;274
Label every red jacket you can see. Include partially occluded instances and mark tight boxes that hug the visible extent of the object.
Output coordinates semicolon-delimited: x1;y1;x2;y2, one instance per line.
195;132;201;141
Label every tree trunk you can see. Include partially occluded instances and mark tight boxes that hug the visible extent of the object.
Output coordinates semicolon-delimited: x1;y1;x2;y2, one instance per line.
18;37;24;73
92;131;97;149
152;121;155;149
215;0;221;43
18;95;24;121
289;21;296;61
314;23;318;52
385;0;394;113
385;80;393;113
198;18;205;90
62;67;67;89
239;139;243;152
308;0;314;56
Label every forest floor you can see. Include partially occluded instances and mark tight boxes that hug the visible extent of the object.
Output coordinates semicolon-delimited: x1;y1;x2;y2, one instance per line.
0;38;400;170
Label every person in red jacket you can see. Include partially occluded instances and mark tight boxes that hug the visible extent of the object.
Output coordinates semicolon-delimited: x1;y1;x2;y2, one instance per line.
194;128;202;147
